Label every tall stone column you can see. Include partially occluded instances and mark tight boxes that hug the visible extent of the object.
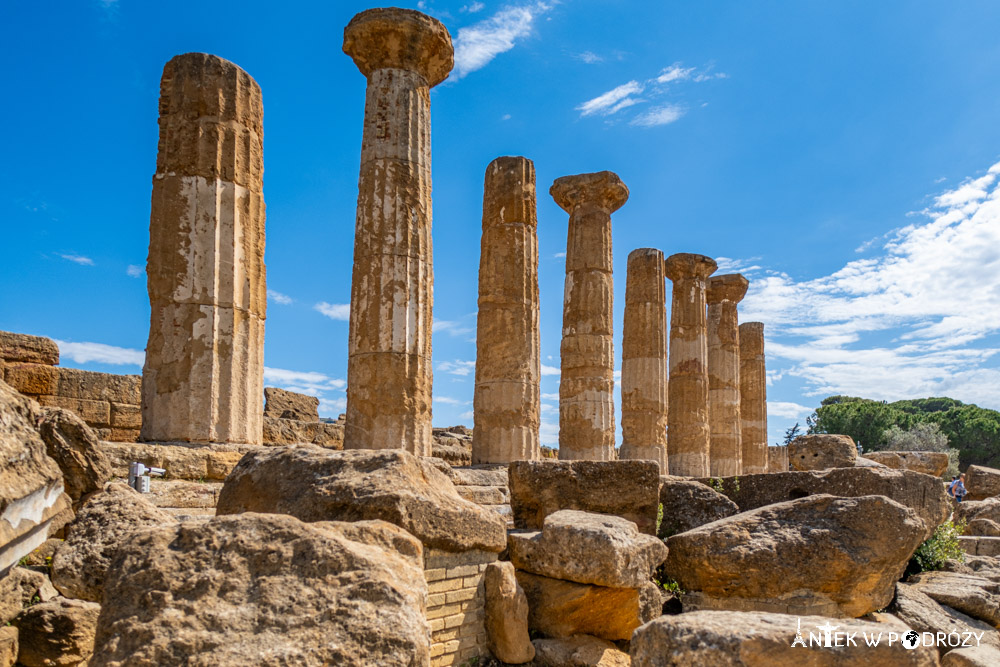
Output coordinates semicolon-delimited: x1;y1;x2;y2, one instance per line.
141;53;266;445
664;253;717;476
620;248;668;472
706;273;749;476
551;172;628;461
472;156;540;464
739;322;768;473
342;9;453;455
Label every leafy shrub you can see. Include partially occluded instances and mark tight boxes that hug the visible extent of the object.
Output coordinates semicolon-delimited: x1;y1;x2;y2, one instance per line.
906;520;966;576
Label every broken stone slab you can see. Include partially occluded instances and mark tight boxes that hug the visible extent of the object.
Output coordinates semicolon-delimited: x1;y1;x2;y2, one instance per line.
263;387;320;422
37;407;112;504
451;466;508;487
702;467;950;540
942;645;1000;666
508;509;667;588
865;451;950;477
91;513;428;666
891;582;1000;656
658;475;739;539
908;571;1000;627
51;482;175;602
431;440;472;466
665;494;926;617
966;519;1000;538
531;635;630;666
515;570;660;641
484;561;533;664
956;498;1000;526
0;568;60;625
0;626;15;667
216;446;507;553
631;610;939;666
14;597;100;667
457;485;507;505
965;465;1000;501
141;479;220;510
959;536;1000;557
99;441;259;480
0;331;59;366
262;415;344;448
508;459;659;535
788;433;858;470
767;444;789;472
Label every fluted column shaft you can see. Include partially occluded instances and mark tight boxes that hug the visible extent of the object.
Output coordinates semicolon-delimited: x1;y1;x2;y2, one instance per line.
620;248;668;472
472;156;540;463
707;274;748;477
739;321;768;473
141;52;266;445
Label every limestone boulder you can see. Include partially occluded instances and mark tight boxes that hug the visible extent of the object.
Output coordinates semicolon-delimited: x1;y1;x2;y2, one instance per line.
100;441;256;480
261;415;344;448
509;459;660;535
942;645;1000;666
509;510;667;588
0;379;72;571
767;445;788;472
965;465;1000;501
431;440;472;466
37;407;112;503
0;331;59;365
665;494;926;617
51;482;175;602
956;498;1000;526
263;386;320;422
14;597;100;667
865;451;950;477
92;513;428;666
630;610;939;666
516;571;660;641
908;571;1000;627
484;561;533;664
0;626;16;667
658;476;739;539
216;446;506;552
705;467;950;540
531;635;630;666
967;518;1000;537
891;582;1000;655
855;456;887;468
0;568;60;624
788;433;858;470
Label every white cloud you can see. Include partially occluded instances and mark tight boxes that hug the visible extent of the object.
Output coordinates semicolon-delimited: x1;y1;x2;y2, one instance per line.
768;401;814;419
434;396;471;406
577;51;603;64
460;410;474;421
540;419;558;447
268;290;293;305
433;319;474;337
126;264;143;277
714;256;763;274
463;1;486;12
553;252;566;258
60;254;94;266
452;3;551;79
264;366;347;418
656;63;695;84
541;392;559;400
576;81;644;117
540;364;560;376
54;340;144;366
314;302;350;321
438;360;477;377
631;104;685;128
501;113;512;121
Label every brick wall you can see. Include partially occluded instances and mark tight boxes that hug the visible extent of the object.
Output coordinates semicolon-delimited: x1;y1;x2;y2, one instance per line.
424;548;496;667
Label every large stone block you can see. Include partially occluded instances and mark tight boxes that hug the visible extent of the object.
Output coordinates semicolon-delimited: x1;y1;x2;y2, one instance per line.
91;513;429;666
2;363;58;396
908;571;1000;627
658;475;739;539
14;598;100;667
788;433;858;470
261;415;344;448
864;451;949;477
99;441;257;480
53;367;141;404
0;568;59;625
263;387;320;422
0;331;59;366
37;407;112;504
508;459;659;535
531;635;629;667
217;446;506;553
483;561;533;664
965;465;1000;501
36;395;111;428
891;582;1000;656
0;626;15;667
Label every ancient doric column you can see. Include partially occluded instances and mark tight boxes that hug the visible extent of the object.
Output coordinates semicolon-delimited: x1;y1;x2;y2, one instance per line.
472;156;540;464
551;172;629;461
663;253;717;476
342;9;453;455
620;248;668;472
706;273;749;477
739;322;768;473
141;53;266;445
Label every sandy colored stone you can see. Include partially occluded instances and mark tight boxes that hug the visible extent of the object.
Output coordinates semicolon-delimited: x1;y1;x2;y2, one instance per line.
473;156;541;465
0;626;15;667
2;363;58;396
864;451;949;477
631;610;939;666
908;571;1000;627
942;645;1000;666
0;331;59;365
263;387;319;422
91;513;428;666
531;635;630;666
891;582;1000;656
37;407;112;504
738;322;768;473
262;415;344;448
142;52;266;446
767;445;789;472
143;479;220;510
99;440;256;480
706;273;748;477
657;475;739;539
551;171;628;461
52;368;141;404
14;597;100;667
966;518;1000;537
965;465;1000;501
0;568;60;625
957;498;1000;530
483;561;533;664
959;536;1000;556
508;459;660;535
620;248;668;473
664;253;717;477
665;494;927;617
789;433;859;470
343;9;453;457
216;446;506;552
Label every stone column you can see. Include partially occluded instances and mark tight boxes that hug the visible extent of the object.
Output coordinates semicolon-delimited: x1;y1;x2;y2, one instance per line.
739;322;768;473
472;156;540;464
342;9;453;456
706;273;749;477
551;172;629;461
663;253;717;476
620;248;668;472
141;53;266;445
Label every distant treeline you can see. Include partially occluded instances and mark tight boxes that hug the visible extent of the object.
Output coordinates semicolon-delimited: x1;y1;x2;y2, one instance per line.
805;396;1000;470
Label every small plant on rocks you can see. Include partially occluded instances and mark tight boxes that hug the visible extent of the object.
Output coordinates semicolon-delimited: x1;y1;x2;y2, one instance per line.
906;519;966;576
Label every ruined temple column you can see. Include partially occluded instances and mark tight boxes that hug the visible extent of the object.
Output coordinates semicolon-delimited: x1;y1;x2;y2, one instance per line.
141;53;266;445
740;322;769;473
551;172;629;461
342;9;454;455
706;273;749;477
620;248;668;472
472;156;540;464
664;253;717;476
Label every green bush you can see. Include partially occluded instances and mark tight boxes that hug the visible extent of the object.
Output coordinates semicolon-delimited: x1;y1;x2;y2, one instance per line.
906;520;966;576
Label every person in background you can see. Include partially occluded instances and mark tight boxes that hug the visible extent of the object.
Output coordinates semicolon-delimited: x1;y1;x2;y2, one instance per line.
952;474;967;503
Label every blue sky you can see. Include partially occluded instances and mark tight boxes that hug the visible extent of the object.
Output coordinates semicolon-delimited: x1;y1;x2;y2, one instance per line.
4;0;1000;449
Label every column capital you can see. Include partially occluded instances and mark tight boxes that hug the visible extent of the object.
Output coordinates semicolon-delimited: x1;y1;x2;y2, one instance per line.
706;273;749;304
550;171;629;214
664;253;717;282
343;8;454;87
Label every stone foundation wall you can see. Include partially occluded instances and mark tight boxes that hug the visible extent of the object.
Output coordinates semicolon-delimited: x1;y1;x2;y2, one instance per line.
767;445;789;473
424;548;496;666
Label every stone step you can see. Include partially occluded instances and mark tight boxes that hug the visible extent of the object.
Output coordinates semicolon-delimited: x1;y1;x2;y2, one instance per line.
129;479;222;509
959;536;1000;557
456;485;508;505
452;467;508;488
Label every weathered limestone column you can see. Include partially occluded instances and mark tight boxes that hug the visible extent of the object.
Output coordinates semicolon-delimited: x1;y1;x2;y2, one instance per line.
740;322;768;473
706;273;749;476
342;9;454;455
620;248;668;472
551;172;629;461
472;156;540;464
664;253;717;476
141;53;266;445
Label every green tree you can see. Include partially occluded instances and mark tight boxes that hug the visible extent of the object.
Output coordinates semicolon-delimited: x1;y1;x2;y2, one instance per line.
883;422;960;477
781;422;802;446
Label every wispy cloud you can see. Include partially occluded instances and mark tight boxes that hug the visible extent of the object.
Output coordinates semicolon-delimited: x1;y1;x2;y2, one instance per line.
452;2;551;79
433;319;474;337
264;366;346;418
438;360;477;377
576;51;603;64
434;395;471;406
630;104;684;128
656;63;695;84
315;302;350;321
553;252;566;258
60;254;94;266
126;264;143;278
540;363;560;376
577;81;644;117
55;340;144;366
462;1;485;12
268;290;293;305
768;401;815;419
